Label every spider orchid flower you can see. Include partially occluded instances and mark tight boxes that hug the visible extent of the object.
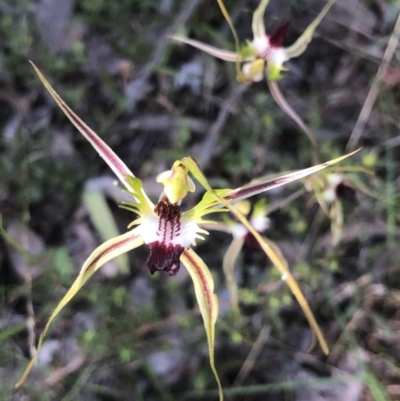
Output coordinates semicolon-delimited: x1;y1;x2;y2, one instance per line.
16;62;358;398
303;167;375;245
170;0;336;145
171;0;335;82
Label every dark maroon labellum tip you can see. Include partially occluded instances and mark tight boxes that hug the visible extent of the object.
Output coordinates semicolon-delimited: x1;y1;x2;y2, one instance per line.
269;23;290;48
244;232;262;249
146;241;184;276
335;183;357;201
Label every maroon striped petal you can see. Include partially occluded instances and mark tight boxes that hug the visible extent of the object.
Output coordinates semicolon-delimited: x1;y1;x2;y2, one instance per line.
15;231;144;387
30;62;148;200
180;248;223;401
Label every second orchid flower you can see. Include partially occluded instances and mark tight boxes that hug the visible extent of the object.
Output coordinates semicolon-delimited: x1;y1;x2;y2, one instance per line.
171;0;336;145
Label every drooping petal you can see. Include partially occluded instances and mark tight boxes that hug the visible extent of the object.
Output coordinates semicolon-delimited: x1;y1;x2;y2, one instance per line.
30;62;151;206
15;232;144;388
180;248;223;401
169;35;240;62
267;80;317;147
223;150;360;202
252;0;270;39
222;237;245;320
259;235;329;354
284;0;336;59
329;198;343;246
178;159;330;354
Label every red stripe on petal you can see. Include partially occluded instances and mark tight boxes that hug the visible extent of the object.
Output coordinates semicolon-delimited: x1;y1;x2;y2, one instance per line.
84;235;136;273
183;249;214;318
227;177;288;200
65;109;130;178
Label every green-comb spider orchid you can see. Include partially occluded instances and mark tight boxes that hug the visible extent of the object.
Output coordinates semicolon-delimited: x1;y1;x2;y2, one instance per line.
303;166;375;246
16;62;357;400
171;0;336;146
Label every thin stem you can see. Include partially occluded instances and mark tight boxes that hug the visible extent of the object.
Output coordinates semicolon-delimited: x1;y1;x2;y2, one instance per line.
346;13;400;151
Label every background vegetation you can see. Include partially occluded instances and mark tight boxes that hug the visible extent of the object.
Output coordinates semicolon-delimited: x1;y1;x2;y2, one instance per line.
1;0;400;400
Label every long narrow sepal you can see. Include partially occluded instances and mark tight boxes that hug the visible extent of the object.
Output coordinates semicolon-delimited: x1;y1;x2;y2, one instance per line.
284;0;336;59
267;80;317;148
252;0;270;38
15;232;144;388
215;0;242;80
169;36;240;62
258;235;329;353
180;248;223;401
29;62;151;206
330;198;343;246
180;158;330;354
83;188;130;274
222;237;245;320
224;150;360;202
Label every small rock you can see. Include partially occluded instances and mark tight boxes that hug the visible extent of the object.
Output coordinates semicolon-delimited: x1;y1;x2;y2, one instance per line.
129;277;155;308
174;57;204;94
5;222;45;282
146;347;187;386
36;339;60;366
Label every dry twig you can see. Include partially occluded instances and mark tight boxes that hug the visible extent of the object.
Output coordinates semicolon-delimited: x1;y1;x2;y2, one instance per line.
346;13;400;151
